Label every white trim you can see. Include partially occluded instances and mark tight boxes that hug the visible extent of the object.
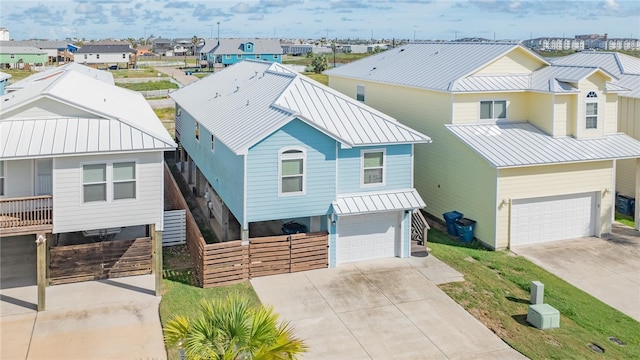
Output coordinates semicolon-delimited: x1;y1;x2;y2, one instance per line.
585;91;599;130
479;99;507;122
278;147;306;196
361;148;386;187
80;159;139;204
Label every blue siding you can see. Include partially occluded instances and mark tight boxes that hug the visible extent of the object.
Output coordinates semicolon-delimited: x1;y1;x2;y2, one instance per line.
337;144;413;194
246;119;336;222
178;110;245;224
0;79;7;95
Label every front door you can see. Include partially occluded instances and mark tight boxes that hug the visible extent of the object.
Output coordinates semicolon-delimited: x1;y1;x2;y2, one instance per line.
35;159;52;195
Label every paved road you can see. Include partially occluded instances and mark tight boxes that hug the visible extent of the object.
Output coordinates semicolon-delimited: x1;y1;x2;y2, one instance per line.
513;222;640;321
252;256;527;360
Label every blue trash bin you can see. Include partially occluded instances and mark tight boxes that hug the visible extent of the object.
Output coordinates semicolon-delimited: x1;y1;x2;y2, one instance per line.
443;211;463;236
616;194;635;216
455;218;476;243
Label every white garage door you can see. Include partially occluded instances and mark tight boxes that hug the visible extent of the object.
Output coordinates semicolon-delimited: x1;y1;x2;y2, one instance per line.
511;192;596;247
337;212;399;264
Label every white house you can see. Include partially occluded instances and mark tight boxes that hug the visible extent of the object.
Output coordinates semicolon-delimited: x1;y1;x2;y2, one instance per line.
0;65;175;311
76;44;134;66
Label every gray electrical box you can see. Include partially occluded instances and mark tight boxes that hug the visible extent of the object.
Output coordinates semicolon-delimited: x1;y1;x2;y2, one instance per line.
531;281;544;305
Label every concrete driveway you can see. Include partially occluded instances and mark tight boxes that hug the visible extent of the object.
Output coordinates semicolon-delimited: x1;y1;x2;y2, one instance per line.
1;275;166;360
251;255;526;360
512;222;640;322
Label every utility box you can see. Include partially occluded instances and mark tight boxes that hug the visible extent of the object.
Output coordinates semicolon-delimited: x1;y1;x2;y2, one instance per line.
531;281;544;305
527;304;560;330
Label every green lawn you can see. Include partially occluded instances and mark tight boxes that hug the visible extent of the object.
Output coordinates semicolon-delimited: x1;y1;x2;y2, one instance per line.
3;68;37;83
110;68;167;78
428;229;639;359
283;52;372;66
116;80;178;91
615;213;635;228
153;108;175;138
303;72;328;86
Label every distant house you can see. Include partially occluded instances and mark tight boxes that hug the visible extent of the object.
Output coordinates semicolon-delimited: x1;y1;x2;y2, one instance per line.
136;45;153;57
0;64;175;310
76;44;135;67
552;51;640;228
326;43;640;249
0;71;10;94
171;60;430;266
0;46;47;68
151;38;173;56
198;38;282;66
0;40;77;63
281;43;313;56
522;37;585;51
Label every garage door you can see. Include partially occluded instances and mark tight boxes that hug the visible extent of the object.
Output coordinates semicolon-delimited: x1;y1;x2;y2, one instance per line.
337;212;399;264
511;192;595;247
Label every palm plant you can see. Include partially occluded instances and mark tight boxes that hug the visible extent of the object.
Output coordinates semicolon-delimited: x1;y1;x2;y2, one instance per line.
163;295;307;360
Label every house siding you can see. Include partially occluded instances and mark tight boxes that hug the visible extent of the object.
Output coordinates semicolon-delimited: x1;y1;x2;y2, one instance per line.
3;159;34;197
79;53;130;64
553;94;571;137
474;48;545;75
617;159;636;197
528;92;555;135
53;151;164;233
576;73;608;139
496;161;613;249
246;119;336;223
2;97;96;120
337;144;413;194
178;110;245;225
452;92;529;125
616;96;640;198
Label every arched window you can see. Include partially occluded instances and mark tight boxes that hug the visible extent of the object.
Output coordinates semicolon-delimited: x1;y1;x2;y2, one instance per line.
585;91;598;129
279;148;305;195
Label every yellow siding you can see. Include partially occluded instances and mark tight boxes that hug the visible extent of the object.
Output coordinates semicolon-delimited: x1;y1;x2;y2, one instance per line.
605;93;618;134
618;97;640;140
452;92;529;125
553;95;570;137
528;92;554;135
497;161;614;249
474;48;546;75
616;159;636;197
329;75;497;246
576;73;609;139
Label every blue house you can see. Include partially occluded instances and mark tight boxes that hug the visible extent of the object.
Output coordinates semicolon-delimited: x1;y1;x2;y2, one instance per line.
171;60;431;266
198;38;282;67
0;71;10;95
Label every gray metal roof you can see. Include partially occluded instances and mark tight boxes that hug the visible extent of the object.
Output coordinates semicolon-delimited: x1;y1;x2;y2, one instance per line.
0;46;47;55
6;63;114;91
76;44;134;54
332;189;425;215
200;38;282;55
446;122;640;168
325;42;548;92
170;60;431;155
615;74;640;98
0;40;70;50
551;51;640;77
0;67;174;159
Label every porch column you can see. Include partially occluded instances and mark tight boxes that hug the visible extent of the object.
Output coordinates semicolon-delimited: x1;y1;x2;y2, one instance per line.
36;232;48;311
151;224;163;297
187;155;193;185
180;147;185;173
221;205;229;242
241;228;249;244
174;142;180;164
195;167;202;197
636;158;639;231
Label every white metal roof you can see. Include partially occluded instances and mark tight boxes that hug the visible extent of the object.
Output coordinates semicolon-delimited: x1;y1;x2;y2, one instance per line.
324;42;548;92
446;122;640;168
332;189;426;215
0;71;10;82
551;51;640;77
0;46;47;55
0;67;175;159
170;60;431;155
6;63;114;91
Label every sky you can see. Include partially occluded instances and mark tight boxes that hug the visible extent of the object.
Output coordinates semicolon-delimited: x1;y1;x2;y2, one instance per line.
1;0;639;42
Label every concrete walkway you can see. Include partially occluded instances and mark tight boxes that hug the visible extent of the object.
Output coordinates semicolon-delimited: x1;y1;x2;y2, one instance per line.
1;275;166;360
513;222;640;322
251;255;527;360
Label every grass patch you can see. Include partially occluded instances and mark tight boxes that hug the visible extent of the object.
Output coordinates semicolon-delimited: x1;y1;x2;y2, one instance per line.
116;80;178;91
3;68;36;83
110;68;167;78
428;229;640;359
283;52;372;66
192;72;211;79
153;108;175;138
303;72;328;86
615;213;635;228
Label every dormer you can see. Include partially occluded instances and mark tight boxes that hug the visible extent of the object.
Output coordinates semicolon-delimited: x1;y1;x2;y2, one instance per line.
572;70;616;139
242;42;254;53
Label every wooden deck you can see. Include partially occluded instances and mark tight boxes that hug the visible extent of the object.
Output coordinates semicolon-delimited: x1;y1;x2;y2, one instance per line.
0;196;53;236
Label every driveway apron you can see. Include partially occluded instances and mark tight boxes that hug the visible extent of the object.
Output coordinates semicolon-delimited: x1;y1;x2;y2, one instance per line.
251;256;527;360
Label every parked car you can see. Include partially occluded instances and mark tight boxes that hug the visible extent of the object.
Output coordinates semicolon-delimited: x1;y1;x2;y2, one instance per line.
108;65;118;70
281;221;308;235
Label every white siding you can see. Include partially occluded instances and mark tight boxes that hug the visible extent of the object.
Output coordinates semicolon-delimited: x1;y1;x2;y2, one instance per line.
2;98;97;120
52;151;164;233
79;52;130;64
3;159;34;197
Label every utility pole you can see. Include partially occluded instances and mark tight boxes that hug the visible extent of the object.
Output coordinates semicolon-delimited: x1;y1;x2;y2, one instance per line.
217;21;220;44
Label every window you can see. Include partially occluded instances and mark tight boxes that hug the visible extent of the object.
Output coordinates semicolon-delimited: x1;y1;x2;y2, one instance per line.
96;54;100;59
10;54;14;59
0;160;4;196
177;106;181;117
362;150;384;185
113;162;136;200
84;54;87;59
226;54;231;59
122;54;126;59
83;164;107;202
356;85;365;102
280;149;305;195
211;134;215;152
237;54;242;59
274;54;279;59
480;100;506;120
195;122;200;140
256;54;261;59
586;91;598;129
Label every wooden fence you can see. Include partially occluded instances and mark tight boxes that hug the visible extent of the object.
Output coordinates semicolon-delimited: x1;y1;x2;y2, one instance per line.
163;161;329;288
49;237;152;285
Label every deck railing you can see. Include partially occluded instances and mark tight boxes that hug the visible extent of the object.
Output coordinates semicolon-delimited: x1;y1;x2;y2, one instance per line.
0;195;53;229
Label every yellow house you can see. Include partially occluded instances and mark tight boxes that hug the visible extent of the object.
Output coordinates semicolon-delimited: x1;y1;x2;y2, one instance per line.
552;52;640;230
326;43;640;249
